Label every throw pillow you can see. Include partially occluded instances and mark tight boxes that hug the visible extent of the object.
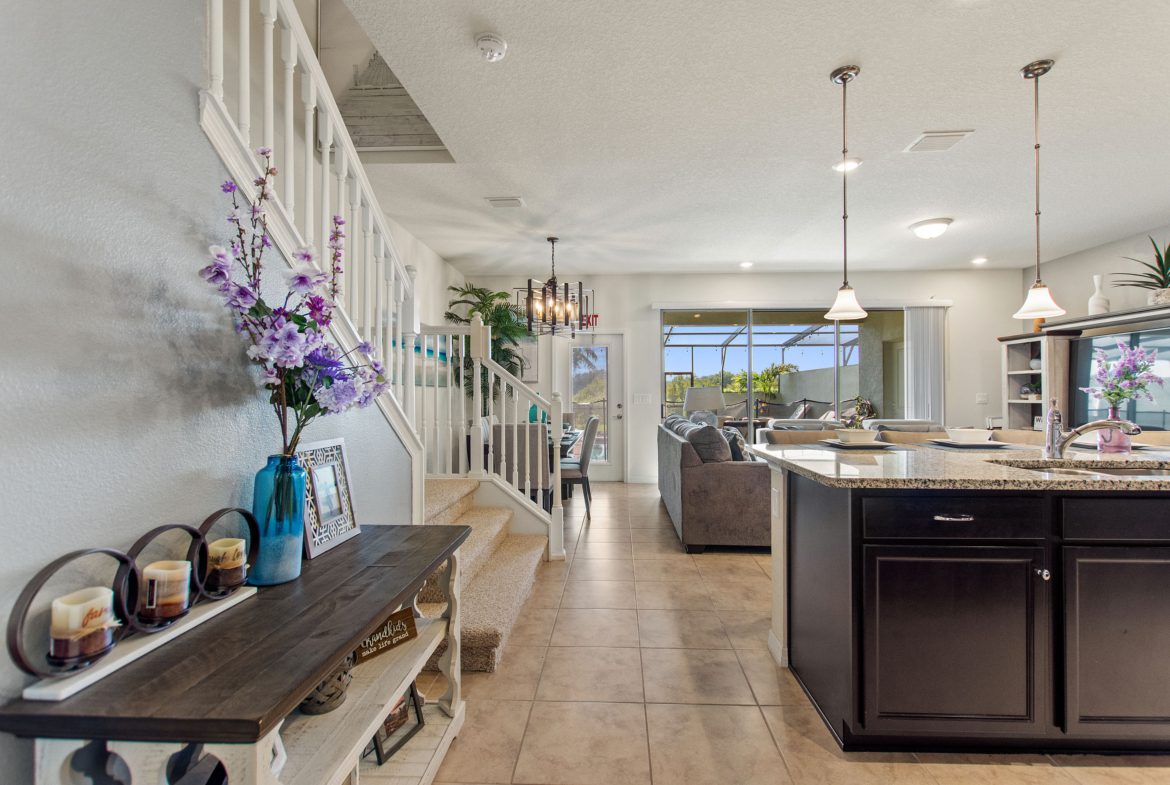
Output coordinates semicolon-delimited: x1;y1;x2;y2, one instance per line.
685;424;732;463
720;427;753;461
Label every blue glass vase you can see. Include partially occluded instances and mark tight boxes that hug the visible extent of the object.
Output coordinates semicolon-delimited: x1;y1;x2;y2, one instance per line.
249;454;306;586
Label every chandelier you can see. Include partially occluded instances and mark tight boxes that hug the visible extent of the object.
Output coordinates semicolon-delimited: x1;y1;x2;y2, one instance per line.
516;237;594;336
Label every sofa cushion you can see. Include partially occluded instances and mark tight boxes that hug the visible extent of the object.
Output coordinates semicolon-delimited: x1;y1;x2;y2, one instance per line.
720;427;752;461
685;424;732;463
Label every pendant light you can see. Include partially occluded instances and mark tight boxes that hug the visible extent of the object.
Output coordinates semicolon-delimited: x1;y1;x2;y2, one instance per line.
825;65;867;321
1012;59;1066;321
517;237;594;337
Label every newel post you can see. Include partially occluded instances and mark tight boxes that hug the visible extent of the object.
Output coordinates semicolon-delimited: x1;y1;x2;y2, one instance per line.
470;314;486;476
549;392;566;560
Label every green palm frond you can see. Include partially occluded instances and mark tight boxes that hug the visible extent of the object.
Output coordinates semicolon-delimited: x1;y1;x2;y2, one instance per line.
1117;237;1170;290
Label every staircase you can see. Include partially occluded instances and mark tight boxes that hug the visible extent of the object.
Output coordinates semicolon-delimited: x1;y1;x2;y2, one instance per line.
420;479;546;672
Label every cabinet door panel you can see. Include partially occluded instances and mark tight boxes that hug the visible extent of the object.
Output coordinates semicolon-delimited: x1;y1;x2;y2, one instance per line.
863;545;1048;736
1065;546;1170;735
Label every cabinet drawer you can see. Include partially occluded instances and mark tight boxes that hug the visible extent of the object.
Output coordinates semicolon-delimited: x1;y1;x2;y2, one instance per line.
863;496;1045;540
1063;498;1170;541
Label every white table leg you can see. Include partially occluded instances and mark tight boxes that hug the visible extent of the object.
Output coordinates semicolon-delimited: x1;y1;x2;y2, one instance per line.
438;550;462;717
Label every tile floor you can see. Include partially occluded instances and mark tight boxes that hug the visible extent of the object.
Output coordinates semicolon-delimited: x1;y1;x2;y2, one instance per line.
421;482;1169;785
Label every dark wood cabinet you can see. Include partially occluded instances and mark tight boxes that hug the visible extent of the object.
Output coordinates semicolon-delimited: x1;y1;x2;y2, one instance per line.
1064;546;1170;736
862;545;1049;736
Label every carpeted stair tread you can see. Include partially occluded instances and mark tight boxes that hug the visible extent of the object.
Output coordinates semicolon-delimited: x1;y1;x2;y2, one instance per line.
422;533;547;672
424;478;479;525
417;506;512;603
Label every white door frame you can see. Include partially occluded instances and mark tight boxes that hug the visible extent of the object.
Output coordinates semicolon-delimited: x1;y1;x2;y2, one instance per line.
573;329;628;483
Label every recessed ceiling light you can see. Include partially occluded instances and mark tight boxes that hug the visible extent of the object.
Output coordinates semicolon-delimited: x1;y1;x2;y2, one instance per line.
909;218;953;239
739;261;753;269
832;158;862;172
971;256;988;265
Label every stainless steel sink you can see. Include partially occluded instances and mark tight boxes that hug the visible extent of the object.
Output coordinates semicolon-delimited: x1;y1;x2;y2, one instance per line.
990;458;1170;480
1082;467;1170;477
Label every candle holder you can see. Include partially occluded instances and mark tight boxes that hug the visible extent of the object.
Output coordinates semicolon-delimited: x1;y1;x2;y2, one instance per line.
197;508;260;600
6;548;138;678
115;524;208;634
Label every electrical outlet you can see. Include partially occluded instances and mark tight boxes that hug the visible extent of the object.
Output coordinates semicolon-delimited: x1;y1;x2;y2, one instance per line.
975;392;989;405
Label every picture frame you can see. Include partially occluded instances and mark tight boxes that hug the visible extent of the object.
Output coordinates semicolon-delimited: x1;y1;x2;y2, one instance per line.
367;682;425;765
518;335;539;383
295;438;361;559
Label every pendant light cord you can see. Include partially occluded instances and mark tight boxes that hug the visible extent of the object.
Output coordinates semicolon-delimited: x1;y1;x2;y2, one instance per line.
841;78;849;287
1032;74;1042;285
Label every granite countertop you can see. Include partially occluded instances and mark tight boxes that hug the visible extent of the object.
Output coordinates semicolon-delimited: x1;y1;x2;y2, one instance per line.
746;442;1170;491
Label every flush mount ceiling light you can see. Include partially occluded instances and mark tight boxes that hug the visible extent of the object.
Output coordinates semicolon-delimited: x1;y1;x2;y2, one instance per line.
832;158;862;172
909;218;953;239
1012;58;1066;322
515;237;593;337
971;256;989;265
739;261;754;269
824;65;868;321
475;32;507;62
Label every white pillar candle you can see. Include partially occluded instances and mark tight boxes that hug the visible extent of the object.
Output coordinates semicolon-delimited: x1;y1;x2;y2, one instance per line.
142;560;192;619
50;587;113;638
209;538;245;570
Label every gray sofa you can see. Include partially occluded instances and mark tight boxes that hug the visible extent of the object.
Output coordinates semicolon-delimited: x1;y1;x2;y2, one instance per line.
657;422;770;553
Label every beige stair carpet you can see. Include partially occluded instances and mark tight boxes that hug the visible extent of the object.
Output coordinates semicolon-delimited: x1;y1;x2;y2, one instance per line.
423;478;479;525
418;506;511;603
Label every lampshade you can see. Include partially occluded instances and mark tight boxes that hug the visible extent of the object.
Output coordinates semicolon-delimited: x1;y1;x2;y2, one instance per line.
1011;282;1066;320
683;387;726;413
825;285;868;321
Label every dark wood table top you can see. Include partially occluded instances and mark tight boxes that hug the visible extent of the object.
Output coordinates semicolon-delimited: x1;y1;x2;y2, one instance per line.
0;524;470;743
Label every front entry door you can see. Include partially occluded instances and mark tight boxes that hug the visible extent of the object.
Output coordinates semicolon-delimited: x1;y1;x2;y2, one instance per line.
570;333;625;482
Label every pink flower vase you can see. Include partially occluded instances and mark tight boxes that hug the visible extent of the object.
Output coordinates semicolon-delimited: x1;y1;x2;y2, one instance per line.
1097;406;1133;455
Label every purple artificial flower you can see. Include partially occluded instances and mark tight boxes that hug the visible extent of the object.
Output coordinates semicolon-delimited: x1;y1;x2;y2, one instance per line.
293;246;316;264
209;245;230;263
221;181;237;193
314;377;362;413
306;294;333;325
223;283;258;312
256;147;272;157
285;263;328;295
257;320;309;368
200;260;231;286
357;341;375;356
305;348;344;381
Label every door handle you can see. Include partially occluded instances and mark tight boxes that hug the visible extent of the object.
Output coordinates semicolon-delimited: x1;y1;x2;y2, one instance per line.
615;415;623;420
1035;568;1051;581
932;514;975;522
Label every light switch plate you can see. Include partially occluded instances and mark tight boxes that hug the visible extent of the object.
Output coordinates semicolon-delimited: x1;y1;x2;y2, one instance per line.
633;393;651;405
975;392;989;405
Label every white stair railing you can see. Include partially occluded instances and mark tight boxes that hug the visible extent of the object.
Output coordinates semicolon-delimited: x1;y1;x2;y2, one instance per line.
199;0;425;520
417;317;564;557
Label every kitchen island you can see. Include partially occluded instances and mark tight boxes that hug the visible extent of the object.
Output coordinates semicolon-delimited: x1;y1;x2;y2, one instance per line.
748;441;1170;753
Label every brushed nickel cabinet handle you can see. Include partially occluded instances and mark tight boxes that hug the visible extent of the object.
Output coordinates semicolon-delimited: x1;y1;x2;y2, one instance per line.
933;514;975;522
1035;568;1051;581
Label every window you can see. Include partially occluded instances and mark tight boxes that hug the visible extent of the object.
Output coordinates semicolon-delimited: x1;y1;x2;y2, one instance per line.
662;309;905;427
572;345;609;461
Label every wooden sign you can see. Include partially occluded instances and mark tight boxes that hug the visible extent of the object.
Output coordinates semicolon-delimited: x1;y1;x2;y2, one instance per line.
355;607;417;665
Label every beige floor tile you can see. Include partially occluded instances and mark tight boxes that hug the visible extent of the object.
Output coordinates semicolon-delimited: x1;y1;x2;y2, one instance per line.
578;528;633;542
635;580;715;610
580;516;631;529
509;607;559;646
704;578;773;610
535;559;571;581
550;607;640;647
736;650;809;706
633;557;700;581
1051;755;1170;785
637;609;733;649
694;554;771;580
720;609;773;649
461;646;547;701
560;579;637;609
567;558;635;581
646;703;792;785
641;647;755;704
536;645;644;702
629;516;674;529
435;699;532;784
513;701;652;785
525;578;566;609
632;539;687;558
762;704;936;785
630;528;680;543
917;753;1080;785
574;540;634;559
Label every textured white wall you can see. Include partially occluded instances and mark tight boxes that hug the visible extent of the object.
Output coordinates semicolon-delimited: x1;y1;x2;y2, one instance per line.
478;269;1020;482
0;3;454;774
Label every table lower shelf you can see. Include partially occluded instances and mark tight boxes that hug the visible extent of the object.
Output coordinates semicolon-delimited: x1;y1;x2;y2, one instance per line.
358;701;465;785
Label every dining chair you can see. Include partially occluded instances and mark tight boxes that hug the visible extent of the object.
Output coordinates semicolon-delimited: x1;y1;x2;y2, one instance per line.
560;416;600;517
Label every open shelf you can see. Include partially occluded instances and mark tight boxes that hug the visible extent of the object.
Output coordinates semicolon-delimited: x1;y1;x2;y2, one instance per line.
1007;399;1044;405
280;619;449;785
359;701;466;785
1007;370;1042;376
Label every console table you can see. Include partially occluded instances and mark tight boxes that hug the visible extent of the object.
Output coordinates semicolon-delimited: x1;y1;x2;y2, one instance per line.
0;524;470;785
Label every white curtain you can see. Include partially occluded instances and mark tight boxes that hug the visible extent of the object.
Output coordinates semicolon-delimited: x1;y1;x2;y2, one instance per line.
904;306;947;424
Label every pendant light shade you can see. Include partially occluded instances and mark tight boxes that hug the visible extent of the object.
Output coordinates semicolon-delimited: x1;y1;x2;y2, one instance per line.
1012;59;1065;322
825;65;867;321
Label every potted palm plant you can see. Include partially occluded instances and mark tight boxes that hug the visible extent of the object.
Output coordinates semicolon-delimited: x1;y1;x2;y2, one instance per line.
1115;236;1170;306
445;284;527;409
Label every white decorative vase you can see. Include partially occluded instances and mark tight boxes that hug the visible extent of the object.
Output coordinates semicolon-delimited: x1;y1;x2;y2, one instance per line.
1148;288;1170;306
1087;275;1110;315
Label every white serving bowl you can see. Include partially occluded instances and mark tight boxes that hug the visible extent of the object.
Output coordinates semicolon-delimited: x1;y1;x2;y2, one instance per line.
834;429;881;444
945;428;993;443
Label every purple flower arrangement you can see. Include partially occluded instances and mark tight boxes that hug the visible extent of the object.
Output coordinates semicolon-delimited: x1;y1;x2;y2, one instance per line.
201;149;388;455
1080;341;1164;408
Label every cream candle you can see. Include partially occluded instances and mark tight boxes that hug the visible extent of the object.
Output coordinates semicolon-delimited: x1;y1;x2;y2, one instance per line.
49;586;116;662
141;560;192;621
207;538;247;590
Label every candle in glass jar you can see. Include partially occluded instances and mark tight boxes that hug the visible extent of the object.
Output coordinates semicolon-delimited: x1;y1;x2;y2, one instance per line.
141;560;191;621
207;537;247;590
49;586;115;662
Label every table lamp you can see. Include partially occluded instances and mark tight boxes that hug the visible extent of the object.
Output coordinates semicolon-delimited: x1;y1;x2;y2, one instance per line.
683;387;726;421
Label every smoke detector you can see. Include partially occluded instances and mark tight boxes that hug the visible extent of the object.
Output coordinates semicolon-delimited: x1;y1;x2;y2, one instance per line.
905;130;973;153
475;33;507;63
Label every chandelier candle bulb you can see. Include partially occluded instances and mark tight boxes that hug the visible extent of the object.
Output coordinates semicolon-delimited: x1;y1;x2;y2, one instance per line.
207;538;247;590
140;561;192;622
49;587;117;664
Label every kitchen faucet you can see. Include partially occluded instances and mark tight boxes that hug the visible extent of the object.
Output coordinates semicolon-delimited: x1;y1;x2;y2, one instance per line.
1043;399;1141;459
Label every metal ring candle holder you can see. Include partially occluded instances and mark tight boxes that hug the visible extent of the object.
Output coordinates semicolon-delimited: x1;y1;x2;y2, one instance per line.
6;548;138;679
115;524;208;634
197;507;260;600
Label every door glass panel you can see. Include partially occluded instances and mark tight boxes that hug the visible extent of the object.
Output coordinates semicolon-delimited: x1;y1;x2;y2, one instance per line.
572;345;608;462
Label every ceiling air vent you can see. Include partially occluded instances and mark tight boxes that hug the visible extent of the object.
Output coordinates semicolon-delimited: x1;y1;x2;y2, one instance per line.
485;197;525;208
905;130;973;153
